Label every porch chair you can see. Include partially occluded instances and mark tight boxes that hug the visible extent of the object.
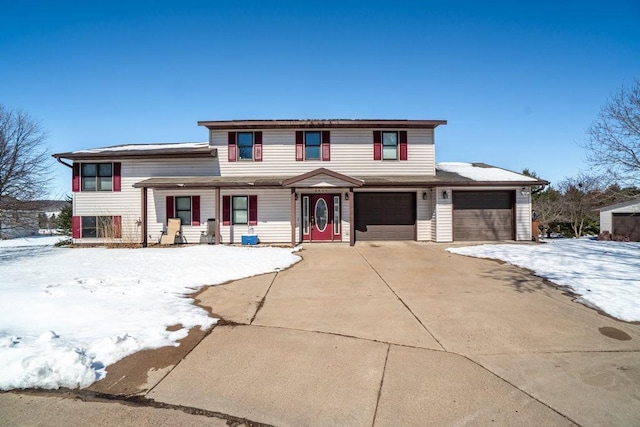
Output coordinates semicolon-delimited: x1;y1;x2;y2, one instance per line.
160;218;182;245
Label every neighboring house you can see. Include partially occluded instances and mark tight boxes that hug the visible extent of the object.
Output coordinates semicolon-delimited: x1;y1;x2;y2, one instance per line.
597;198;640;241
52;119;548;246
0;198;40;239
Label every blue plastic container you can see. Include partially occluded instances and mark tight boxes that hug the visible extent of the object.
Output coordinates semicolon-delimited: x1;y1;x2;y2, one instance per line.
241;235;258;245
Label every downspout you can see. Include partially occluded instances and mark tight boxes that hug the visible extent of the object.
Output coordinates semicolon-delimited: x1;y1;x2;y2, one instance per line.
531;183;548;195
141;187;148;247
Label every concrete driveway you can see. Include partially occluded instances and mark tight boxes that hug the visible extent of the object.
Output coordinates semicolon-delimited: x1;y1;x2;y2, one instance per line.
4;242;640;426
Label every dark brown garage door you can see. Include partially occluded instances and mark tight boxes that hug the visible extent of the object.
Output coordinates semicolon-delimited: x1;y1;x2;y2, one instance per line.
453;191;514;241
355;192;416;241
613;213;640;241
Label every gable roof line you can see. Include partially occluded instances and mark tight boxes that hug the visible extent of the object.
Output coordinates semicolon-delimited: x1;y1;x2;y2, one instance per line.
283;168;364;187
595;197;640;212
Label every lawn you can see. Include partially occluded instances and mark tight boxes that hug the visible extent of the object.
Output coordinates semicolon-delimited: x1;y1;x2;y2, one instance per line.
0;237;300;390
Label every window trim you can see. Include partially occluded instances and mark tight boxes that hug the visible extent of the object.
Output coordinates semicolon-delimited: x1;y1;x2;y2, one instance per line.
175;196;192;226
80;162;114;191
237;132;254;161
382;131;399;161
228;131;262;162
304;131;321;160
232;195;249;225
76;215;121;238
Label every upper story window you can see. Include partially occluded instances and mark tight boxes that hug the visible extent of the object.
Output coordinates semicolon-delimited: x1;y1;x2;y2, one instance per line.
228;131;262;162
81;163;112;191
373;131;408;161
73;162;121;192
305;132;321;160
382;132;398;160
237;132;254;160
296;131;330;161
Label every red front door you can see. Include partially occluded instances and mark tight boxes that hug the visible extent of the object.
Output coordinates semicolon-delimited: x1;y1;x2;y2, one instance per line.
303;194;340;241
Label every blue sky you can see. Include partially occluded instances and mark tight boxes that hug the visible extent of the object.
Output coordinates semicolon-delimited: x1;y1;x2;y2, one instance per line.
1;1;638;198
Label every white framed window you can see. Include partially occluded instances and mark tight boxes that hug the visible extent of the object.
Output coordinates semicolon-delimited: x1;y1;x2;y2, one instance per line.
175;196;192;226
81;163;113;191
232;196;248;225
382;132;398;160
237;132;253;160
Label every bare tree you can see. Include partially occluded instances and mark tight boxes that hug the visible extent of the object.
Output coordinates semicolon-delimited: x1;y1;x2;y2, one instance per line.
532;186;563;237
556;174;601;238
0;104;51;237
585;78;640;186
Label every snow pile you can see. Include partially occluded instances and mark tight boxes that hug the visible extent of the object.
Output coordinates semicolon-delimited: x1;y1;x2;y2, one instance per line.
437;162;538;182
0;239;300;390
448;239;640;322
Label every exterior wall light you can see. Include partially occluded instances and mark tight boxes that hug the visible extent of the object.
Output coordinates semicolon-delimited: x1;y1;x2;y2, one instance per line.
520;187;530;196
344;192;349;201
422;191;428;200
442;190;449;199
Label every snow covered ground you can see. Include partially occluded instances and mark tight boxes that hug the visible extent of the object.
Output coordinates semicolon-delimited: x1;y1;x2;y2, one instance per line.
448;239;640;323
0;236;300;390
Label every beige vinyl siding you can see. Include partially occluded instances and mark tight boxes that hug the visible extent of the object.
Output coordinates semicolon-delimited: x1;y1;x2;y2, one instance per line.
416;190;433;241
73;158;219;244
220;189;292;244
211;128;435;176
435;187;453;242
600;212;613;234
341;194;350;243
515;190;532;241
74;191;141;244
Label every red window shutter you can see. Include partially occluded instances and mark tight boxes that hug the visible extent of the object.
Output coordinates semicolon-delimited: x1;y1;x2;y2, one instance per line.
166;196;174;225
228;132;237;162
222;195;231;225
249;195;258;226
113;162;122;191
321;131;330;161
72;164;80;192
399;131;408;161
113;216;122;238
295;131;304;161
192;196;201;226
72;216;81;238
373;131;382;160
254;131;263;161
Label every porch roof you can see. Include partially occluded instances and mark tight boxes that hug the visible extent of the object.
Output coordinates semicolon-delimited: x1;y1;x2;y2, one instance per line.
133;170;547;190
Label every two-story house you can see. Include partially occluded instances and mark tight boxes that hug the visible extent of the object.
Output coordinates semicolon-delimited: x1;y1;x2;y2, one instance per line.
53;119;547;246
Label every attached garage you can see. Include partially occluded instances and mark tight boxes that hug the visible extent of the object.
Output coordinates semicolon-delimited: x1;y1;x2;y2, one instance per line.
355;192;416;241
453;191;515;241
613;213;640;241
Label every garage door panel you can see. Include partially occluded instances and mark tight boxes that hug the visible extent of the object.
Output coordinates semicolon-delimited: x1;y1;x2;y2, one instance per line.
453;191;514;241
613;214;640;241
355;193;416;241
